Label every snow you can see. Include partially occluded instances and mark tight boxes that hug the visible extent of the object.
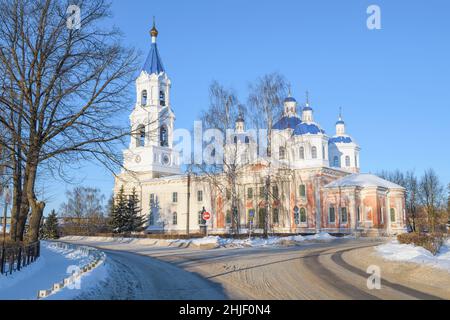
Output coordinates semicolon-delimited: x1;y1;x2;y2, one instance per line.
0;241;107;300
376;239;450;273
161;232;346;248
325;173;405;189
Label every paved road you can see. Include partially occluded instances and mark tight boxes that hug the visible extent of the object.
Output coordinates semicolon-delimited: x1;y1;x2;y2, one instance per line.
66;239;444;300
75;249;227;300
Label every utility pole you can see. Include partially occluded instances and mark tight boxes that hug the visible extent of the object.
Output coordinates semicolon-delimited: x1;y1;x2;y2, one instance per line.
186;173;191;236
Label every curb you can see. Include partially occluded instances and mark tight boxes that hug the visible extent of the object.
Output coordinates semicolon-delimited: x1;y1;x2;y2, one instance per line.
36;242;106;299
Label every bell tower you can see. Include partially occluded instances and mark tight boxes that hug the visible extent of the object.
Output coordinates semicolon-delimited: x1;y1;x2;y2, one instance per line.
122;20;180;178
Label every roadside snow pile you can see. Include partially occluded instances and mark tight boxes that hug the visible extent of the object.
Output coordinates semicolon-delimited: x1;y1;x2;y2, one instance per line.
167;233;345;248
376;239;450;273
0;241;108;300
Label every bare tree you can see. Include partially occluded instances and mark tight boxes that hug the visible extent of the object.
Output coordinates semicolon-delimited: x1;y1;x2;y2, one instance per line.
197;81;247;234
419;169;445;233
59;186;107;235
247;72;288;237
0;0;139;242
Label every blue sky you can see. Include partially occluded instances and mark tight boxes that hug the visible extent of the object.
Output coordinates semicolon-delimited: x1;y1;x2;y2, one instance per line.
41;0;450;214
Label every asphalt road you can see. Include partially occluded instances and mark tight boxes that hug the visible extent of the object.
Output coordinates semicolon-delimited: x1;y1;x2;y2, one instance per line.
66;239;444;300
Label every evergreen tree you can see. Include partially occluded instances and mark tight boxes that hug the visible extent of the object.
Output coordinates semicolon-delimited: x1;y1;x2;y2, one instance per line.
42;210;60;239
125;187;147;232
109;186;128;233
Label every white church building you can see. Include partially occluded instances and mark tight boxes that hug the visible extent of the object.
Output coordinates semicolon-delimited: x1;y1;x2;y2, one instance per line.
114;23;407;237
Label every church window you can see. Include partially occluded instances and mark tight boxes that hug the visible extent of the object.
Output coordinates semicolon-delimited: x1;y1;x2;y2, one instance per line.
329;207;336;223
272;208;279;224
345;156;351;167
137;125;145;147
333;156;339;167
160;125;168;147
279;147;286;160
272;185;279;199
299;147;305;160
245;136;250;144
172;212;178;225
300;208;307;223
197;190;203;202
234;136;238;144
355;155;358;167
322;146;326;159
159;90;166;106
172;192;178;203
299;184;306;198
341;207;348;223
357;206;361;222
141;90;148;106
294;206;299;225
247;187;253;199
390;208;396;222
226;210;232;225
311;146;317;159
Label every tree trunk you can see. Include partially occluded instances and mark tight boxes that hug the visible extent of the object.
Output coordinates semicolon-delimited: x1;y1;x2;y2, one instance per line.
28;200;45;242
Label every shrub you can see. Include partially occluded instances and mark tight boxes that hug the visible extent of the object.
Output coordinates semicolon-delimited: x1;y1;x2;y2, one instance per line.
397;232;444;255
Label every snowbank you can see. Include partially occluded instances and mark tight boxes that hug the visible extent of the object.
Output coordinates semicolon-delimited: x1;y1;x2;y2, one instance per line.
66;232;347;250
376;239;450;273
0;241;107;300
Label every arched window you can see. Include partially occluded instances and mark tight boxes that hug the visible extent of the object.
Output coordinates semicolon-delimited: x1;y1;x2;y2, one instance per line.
141;90;147;106
272;208;279;224
390;208;396;222
311;146;317;159
160;125;168;147
279;146;286;160
333;156;339;167
172;212;178;225
159;90;166;106
226;210;232;225
137;125;145;147
300;208;307;223
345;156;351;167
299;147;305;160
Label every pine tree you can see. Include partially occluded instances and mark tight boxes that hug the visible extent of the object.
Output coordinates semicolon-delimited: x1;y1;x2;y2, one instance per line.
125;187;147;232
109;185;128;233
42;210;60;239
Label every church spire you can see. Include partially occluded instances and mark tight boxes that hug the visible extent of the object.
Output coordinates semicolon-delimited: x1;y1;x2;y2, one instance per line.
336;108;346;135
142;18;165;75
302;90;313;122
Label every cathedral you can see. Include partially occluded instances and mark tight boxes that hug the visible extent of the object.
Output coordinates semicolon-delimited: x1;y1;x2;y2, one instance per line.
114;23;407;237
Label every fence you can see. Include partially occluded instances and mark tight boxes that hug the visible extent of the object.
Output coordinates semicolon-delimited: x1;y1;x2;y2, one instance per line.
0;241;40;276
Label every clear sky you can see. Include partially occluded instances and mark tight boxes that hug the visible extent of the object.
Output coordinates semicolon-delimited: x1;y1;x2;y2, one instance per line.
41;0;450;214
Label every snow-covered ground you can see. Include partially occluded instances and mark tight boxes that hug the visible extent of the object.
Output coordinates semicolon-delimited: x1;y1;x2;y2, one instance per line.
0;241;107;300
376;239;450;273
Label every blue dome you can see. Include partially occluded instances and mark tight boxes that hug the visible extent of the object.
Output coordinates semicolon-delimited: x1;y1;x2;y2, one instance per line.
293;123;324;135
284;96;297;103
329;136;353;144
336;120;345;125
273;116;301;130
302;106;312;111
